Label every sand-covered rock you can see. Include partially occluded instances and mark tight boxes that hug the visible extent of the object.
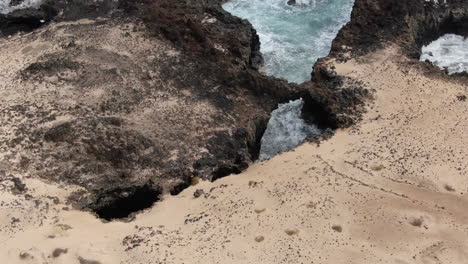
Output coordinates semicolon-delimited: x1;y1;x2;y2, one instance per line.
1;0;466;262
0;0;369;215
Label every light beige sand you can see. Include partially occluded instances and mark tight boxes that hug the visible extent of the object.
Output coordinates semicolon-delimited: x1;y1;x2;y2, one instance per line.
1;46;467;264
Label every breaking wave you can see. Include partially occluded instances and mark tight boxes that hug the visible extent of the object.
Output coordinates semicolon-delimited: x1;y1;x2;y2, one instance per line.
223;0;354;83
258;99;321;160
420;34;468;75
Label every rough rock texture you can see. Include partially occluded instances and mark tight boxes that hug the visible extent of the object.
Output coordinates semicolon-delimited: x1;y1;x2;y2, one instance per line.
0;18;273;213
134;0;264;69
0;0;119;37
311;0;468;127
331;0;468;57
0;0;370;215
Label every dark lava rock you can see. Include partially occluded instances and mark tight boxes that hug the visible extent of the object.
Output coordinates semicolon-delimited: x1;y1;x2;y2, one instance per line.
331;0;468;58
52;248;68;258
0;0;371;217
11;177;26;193
0;0;118;36
9;0;26;6
193;189;205;198
0;7;54;36
131;0;264;70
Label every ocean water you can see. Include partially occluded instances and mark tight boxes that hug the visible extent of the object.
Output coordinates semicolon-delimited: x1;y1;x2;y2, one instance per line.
258;99;321;160
420;34;468;75
223;0;352;159
223;0;354;83
0;0;43;14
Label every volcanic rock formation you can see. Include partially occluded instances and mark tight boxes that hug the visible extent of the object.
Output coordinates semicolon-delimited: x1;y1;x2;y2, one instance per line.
331;0;468;58
13;0;468;217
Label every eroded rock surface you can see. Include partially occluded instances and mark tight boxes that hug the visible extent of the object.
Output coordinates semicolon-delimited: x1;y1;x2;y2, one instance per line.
0;18;270;213
0;0;369;215
332;0;468;57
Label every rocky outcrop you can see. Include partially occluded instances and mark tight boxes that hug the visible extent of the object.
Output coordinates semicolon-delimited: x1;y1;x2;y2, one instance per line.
0;1;296;218
0;0;370;218
331;0;468;58
134;0;264;70
0;17;275;216
0;0;119;37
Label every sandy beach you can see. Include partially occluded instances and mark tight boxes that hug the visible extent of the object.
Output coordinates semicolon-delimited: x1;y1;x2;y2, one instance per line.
1;45;467;263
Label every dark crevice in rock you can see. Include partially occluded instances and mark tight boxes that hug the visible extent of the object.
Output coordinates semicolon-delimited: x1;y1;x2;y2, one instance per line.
90;184;161;221
300;93;339;130
0;7;57;36
246;117;269;161
0;0;119;37
169;178;192;196
211;166;242;182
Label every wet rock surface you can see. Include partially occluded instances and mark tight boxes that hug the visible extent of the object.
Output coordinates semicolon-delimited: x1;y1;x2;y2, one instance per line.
331;0;468;58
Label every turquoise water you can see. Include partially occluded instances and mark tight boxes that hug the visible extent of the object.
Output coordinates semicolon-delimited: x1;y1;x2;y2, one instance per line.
223;0;354;83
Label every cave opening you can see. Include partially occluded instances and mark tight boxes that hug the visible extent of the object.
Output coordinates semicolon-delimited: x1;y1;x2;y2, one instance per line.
414;16;468;75
92;185;161;221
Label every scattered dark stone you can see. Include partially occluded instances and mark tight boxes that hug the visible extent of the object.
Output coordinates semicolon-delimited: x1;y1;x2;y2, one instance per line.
193;189;205;198
11;177;26;193
456;95;467;101
78;257;102;264
52;248;68;258
332;225;343;233
410;218;423;227
19;252;32;259
248;181;259;188
444;184;456;192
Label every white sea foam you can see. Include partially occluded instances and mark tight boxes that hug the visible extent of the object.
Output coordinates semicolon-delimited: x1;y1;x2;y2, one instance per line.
420;34;468;75
223;0;354;83
258;99;321;161
0;0;43;15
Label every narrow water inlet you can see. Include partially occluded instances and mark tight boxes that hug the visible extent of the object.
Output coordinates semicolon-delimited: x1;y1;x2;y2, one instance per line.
420;34;468;75
259;98;321;160
223;0;353;159
223;0;354;83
